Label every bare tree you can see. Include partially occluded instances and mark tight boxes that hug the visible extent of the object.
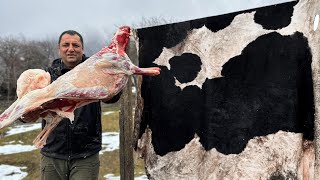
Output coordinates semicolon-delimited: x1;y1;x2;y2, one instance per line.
132;16;176;29
20;41;50;69
37;37;59;63
0;36;56;103
0;36;24;102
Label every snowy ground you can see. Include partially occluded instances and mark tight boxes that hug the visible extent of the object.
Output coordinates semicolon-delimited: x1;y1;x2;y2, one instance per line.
0;165;28;180
105;174;148;180
103;111;116;116
5;123;42;136
0;123;42;156
100;132;119;154
0;111;143;180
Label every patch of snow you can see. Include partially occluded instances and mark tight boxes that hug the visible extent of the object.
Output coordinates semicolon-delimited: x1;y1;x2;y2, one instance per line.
104;174;148;180
0;164;28;180
0;144;36;155
103;111;116;116
5;123;41;136
135;175;148;180
5;141;16;144
100;132;119;154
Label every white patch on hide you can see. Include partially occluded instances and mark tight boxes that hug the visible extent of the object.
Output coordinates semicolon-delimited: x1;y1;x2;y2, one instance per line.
138;129;312;180
154;0;316;90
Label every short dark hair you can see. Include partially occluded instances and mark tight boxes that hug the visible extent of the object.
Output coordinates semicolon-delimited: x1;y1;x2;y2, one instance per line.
58;30;84;47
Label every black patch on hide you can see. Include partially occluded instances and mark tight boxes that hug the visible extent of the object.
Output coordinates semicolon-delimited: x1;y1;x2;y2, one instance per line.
137;2;313;156
169;53;202;83
254;1;298;30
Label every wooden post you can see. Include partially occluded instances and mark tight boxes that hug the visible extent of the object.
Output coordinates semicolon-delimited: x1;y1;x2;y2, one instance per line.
310;1;320;178
119;32;142;179
119;77;134;180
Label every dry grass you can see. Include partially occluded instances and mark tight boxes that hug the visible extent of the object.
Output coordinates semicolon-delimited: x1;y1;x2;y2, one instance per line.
0;102;146;179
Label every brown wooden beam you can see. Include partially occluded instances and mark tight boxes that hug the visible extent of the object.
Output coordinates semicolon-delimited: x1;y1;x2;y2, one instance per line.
119;77;134;180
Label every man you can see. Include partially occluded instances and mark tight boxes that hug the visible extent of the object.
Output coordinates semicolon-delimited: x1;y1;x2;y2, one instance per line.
40;30;120;180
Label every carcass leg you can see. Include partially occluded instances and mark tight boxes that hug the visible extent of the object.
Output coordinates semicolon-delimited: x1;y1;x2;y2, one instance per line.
133;66;161;76
33;115;62;149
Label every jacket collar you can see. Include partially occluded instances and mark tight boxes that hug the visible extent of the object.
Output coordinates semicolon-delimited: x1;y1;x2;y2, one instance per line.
51;54;87;75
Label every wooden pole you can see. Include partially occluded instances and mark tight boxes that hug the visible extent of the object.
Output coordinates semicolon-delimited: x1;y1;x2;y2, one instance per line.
309;1;320;178
119;77;134;180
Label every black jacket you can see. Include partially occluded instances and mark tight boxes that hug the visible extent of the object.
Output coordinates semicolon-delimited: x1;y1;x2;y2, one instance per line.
41;55;120;160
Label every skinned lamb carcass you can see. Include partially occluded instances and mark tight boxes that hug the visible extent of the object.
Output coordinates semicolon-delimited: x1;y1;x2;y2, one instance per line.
0;26;160;148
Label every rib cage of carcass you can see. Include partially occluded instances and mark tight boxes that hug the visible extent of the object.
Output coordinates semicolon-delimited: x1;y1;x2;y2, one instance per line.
0;26;160;148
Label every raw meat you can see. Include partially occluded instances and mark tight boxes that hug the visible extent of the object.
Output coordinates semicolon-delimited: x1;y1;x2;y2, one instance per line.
0;26;160;148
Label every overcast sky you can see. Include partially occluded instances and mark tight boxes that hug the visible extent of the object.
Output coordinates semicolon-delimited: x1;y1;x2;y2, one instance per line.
0;0;293;40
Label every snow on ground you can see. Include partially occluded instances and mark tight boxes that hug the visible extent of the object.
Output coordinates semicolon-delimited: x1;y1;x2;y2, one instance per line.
0;144;37;155
103;111;116;116
5;123;41;136
0;132;119;155
0;123;40;155
0;164;28;180
4;110;121;136
105;174;148;180
4;140;23;144
100;132;119;154
0;112;124;179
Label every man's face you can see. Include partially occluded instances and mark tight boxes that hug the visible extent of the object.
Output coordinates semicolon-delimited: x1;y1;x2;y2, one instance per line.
59;34;84;69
